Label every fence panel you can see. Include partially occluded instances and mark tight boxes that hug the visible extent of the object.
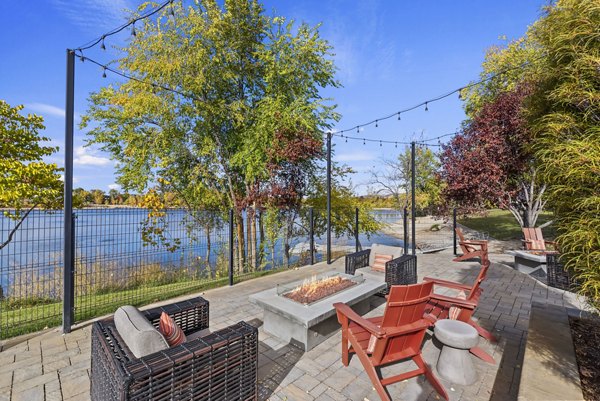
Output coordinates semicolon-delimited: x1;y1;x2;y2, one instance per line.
0;210;64;339
73;208;230;322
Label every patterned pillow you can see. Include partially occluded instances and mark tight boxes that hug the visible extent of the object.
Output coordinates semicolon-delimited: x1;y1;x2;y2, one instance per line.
371;253;393;272
159;312;186;346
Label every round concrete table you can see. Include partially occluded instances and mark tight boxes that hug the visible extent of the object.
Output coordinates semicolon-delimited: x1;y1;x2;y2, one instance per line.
434;319;479;385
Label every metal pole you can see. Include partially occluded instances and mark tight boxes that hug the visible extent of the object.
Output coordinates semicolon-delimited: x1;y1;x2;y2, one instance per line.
403;207;408;254
63;49;75;334
453;208;458;255
229;209;234;286
411;141;416;255
309;207;315;265
355;207;359;253
326;132;332;264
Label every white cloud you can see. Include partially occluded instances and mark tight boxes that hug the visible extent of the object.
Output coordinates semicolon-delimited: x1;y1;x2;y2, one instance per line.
25;103;81;122
59;175;80;184
335;152;376;162
74;146;112;166
51;0;134;34
108;183;121;190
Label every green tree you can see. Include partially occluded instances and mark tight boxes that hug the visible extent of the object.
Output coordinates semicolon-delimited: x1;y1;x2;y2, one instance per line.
0;100;62;249
90;189;106;205
370;146;441;214
529;0;600;307
82;0;339;271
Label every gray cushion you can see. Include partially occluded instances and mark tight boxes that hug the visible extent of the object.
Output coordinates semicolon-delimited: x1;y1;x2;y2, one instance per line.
368;243;403;267
114;305;169;358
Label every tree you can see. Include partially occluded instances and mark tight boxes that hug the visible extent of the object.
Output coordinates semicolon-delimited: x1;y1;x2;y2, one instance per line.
528;0;600;307
89;189;106;205
0;100;63;249
369;146;441;214
440;84;547;227
81;0;339;271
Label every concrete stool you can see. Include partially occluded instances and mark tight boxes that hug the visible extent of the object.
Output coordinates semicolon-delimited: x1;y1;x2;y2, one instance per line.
434;319;479;385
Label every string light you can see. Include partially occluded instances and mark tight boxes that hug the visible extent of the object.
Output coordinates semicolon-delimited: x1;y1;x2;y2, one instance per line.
102;67;107;78
328;57;542;137
100;37;106;50
74;0;174;52
131;22;137;37
375;120;378;128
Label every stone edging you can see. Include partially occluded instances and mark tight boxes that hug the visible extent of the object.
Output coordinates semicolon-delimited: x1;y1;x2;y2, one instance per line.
518;302;584;401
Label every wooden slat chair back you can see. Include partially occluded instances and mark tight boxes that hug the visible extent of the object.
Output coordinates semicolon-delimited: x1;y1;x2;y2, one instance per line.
334;281;449;401
454;227;488;262
522;227;558;251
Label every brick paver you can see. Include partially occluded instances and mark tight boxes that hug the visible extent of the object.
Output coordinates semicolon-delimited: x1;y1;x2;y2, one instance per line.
0;253;586;401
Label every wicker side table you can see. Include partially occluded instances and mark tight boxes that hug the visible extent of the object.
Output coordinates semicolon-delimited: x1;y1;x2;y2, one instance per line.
546;253;576;291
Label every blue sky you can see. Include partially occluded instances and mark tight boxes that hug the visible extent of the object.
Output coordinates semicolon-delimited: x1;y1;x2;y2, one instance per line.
0;1;545;193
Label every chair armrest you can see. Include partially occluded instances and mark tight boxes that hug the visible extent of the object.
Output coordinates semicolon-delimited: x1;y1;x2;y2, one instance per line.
144;297;209;334
385;319;430;337
461;239;487;245
345;249;370;275
334;302;384;337
430;294;477;309
423;276;471;291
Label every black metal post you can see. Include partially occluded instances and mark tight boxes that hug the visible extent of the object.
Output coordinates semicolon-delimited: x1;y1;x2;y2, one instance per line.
453;208;458;255
63;49;75;334
411;141;416;255
309;207;315;265
403;207;409;254
355;207;359;253
229;209;234;286
326;132;332;264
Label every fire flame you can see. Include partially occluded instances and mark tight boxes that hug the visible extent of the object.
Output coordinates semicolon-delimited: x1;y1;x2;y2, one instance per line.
289;275;346;298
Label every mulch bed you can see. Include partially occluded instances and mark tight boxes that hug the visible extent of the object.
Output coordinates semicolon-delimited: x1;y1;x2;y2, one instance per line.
569;316;600;401
284;276;356;305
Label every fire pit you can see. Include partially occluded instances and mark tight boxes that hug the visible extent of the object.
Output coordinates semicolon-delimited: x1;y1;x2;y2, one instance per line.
278;274;364;305
249;271;385;350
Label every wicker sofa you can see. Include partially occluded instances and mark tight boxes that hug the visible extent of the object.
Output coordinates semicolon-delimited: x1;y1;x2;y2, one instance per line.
345;244;417;294
91;297;258;401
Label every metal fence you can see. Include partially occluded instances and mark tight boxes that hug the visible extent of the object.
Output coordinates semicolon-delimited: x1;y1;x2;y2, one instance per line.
0;206;417;339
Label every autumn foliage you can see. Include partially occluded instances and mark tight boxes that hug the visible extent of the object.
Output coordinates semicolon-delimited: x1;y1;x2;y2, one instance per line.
440;85;533;213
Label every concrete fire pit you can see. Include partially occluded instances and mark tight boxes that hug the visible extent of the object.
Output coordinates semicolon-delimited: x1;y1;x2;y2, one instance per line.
249;272;386;351
513;250;549;279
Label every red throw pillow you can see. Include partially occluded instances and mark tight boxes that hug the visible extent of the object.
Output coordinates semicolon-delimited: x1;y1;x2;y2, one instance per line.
159;312;186;346
371;253;393;272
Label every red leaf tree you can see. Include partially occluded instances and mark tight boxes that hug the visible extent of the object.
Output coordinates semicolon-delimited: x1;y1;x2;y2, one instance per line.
440;84;547;227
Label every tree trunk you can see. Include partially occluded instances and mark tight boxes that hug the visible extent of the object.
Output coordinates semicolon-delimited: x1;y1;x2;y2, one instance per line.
257;211;265;267
247;207;257;270
235;211;245;273
205;226;212;278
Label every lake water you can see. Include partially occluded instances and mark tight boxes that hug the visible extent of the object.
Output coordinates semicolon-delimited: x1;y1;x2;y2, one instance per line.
0;208;406;289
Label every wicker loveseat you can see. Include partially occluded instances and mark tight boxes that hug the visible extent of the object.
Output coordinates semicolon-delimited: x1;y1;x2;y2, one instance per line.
91;297;258;401
345;244;417;294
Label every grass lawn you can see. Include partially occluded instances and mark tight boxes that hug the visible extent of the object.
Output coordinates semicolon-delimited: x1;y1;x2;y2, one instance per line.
458;209;556;241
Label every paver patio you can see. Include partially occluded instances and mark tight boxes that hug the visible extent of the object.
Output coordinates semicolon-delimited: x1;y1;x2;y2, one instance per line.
0;252;586;401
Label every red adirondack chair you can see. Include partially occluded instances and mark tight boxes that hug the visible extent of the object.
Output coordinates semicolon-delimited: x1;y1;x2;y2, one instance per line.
423;253;496;364
454;227;488;262
522;227;558;251
333;282;448;401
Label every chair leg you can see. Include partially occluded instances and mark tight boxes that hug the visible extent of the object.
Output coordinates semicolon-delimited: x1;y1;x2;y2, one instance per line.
413;354;449;401
469;319;498;343
470;346;495;364
353;347;390;401
341;332;349;366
